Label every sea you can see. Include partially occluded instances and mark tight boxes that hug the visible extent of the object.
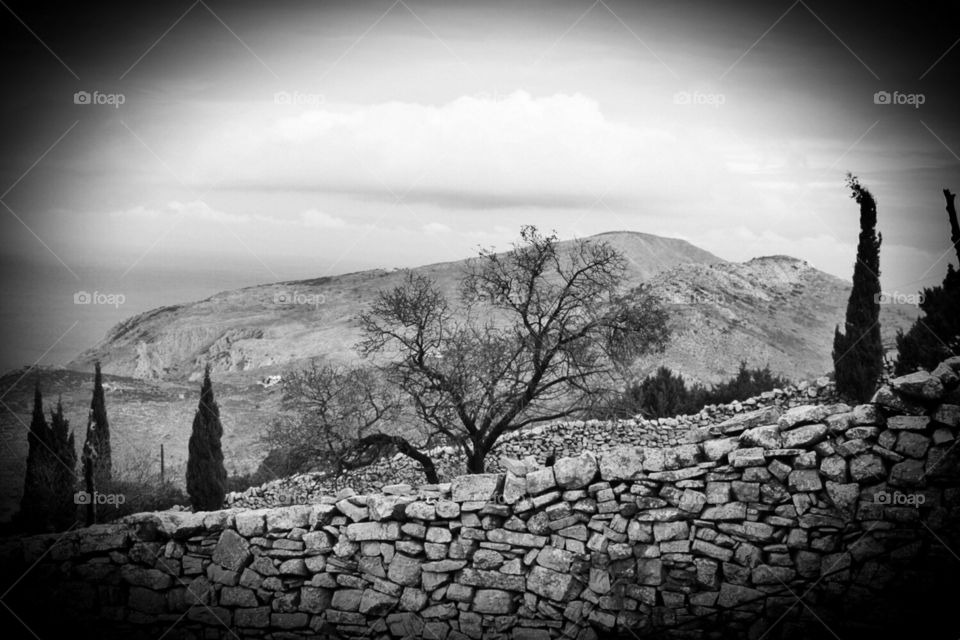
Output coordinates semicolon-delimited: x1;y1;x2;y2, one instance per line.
0;253;341;374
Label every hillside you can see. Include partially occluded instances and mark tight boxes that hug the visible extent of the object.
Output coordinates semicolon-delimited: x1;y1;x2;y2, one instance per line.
67;232;917;387
643;255;918;385
67;232;728;383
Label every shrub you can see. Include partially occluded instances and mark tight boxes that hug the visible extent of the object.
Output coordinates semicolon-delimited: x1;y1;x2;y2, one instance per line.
603;361;789;419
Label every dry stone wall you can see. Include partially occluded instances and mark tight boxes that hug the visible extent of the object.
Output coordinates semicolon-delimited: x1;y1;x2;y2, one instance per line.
2;360;959;639
229;377;838;509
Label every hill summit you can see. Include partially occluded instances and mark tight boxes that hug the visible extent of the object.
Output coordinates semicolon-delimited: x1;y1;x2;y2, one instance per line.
68;231;915;385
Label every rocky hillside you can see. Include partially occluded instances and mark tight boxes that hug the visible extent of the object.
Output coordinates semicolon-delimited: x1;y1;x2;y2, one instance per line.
69;232;917;386
644;255;917;384
67;231;725;383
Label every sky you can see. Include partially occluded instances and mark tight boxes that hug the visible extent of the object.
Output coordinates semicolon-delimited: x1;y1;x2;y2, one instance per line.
1;0;959;369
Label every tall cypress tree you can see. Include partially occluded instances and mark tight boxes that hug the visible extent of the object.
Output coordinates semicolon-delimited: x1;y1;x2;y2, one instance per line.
81;414;98;526
49;399;77;531
894;189;960;373
19;384;50;532
186;365;227;511
89;361;112;484
833;174;884;402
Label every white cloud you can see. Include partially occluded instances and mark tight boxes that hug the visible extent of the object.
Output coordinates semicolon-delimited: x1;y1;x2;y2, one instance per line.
423;222;452;234
111;200;260;224
300;209;348;229
187;91;734;209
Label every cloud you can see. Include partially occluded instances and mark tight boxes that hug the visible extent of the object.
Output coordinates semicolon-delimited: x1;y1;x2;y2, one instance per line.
186;91;734;210
110;200;261;224
300;209;349;229
423;222;452;234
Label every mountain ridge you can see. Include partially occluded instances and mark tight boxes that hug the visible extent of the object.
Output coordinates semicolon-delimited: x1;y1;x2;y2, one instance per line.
67;230;915;386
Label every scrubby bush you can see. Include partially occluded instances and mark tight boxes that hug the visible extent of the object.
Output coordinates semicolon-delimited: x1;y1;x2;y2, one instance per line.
86;446;188;522
225;447;311;494
603;361;789;419
91;479;188;521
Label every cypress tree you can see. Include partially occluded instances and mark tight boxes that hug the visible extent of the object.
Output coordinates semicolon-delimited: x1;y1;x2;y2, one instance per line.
19;387;77;532
833;174;884;402
186;365;227;511
89;361;112;484
81;415;98;526
19;384;50;532
894;189;960;373
49;399;78;530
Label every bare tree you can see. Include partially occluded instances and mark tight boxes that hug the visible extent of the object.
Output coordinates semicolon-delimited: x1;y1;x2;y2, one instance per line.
357;225;670;474
264;358;406;479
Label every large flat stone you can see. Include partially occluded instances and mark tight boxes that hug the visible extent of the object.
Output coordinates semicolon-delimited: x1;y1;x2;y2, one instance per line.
387;554;422;587
739;425;782;449
359;589;398;615
825;482;859;512
473;589;516;614
525;468;556;495
599;446;645;481
891;371;944;400
212;529;251;572
458;568;524;591
346;522;401;541
526;566;581;602
782;424;828;448
787;470;822;492
887;416;931;431
121;565;174;590
553;452;598;489
778;405;829;430
717;582;765;608
535;546;574;572
703;437;739;462
451;474;503;502
717;406;782;435
487;529;548;548
265;505;312;531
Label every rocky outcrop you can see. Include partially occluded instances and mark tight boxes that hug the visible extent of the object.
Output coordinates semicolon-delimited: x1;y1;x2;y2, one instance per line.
2;358;959;639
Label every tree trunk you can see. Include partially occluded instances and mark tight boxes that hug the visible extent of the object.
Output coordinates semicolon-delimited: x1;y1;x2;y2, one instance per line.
82;443;97;526
392;437;440;484
945;189;960;264
466;448;486;474
349;434;439;484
